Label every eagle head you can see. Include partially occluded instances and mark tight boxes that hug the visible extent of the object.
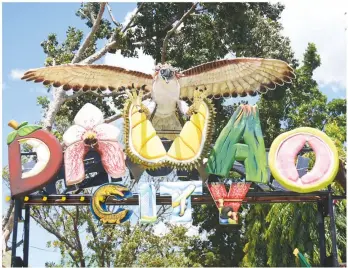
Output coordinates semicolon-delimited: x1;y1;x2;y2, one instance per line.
154;64;183;84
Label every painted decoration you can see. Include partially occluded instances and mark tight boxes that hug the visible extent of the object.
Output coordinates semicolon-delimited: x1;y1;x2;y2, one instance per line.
208;182;251;225
160;181;202;223
63;103;126;185
206;105;267;183
7;120;63;197
124;92;215;170
269;127;339;193
139;183;157;223
90;183;133;224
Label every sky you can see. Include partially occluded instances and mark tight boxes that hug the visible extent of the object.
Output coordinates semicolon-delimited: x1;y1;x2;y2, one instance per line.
1;1;347;266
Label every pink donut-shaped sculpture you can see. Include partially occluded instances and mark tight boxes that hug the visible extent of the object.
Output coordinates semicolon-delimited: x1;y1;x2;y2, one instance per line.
268;127;339;193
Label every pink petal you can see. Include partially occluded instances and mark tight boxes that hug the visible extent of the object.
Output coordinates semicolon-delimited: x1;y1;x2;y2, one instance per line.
276;134;306;182
96;141;126;178
94;123;120;141
300;136;331;184
63;125;85;146
74;103;104;129
64;141;88;185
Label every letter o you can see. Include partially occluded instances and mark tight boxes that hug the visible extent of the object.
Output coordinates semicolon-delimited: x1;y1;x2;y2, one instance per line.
269;127;339;193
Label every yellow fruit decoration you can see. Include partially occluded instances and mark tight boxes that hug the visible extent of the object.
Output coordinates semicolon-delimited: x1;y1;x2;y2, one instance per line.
123;97;215;170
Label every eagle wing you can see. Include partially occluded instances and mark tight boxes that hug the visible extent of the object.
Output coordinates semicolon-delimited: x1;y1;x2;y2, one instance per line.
21;64;153;92
179;58;295;100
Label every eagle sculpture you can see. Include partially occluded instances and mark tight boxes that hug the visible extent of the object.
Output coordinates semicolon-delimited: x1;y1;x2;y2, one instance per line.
22;58;295;171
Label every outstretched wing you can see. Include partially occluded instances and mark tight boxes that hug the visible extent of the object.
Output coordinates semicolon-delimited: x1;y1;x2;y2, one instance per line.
179;58;295;100
21;64;153;92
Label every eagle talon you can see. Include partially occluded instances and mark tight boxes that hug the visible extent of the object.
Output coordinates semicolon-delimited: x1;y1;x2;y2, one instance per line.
126;88;150;117
187;89;207;116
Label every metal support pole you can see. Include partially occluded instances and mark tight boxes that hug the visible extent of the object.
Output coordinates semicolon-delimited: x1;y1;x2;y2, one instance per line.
11;199;21;267
23;206;30;267
328;186;339;267
317;201;326;266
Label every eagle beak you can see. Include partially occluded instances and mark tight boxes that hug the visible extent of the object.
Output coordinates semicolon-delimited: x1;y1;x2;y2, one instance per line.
160;69;172;83
162;76;169;84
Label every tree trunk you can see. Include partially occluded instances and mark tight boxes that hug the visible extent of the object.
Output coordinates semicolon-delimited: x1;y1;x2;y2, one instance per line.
2;212;14;254
43;88;66;131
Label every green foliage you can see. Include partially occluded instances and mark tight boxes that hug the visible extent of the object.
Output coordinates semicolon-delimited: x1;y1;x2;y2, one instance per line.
41;27;84;66
242;204;270;267
34;205;199;267
190;204;246;267
240;43;347;267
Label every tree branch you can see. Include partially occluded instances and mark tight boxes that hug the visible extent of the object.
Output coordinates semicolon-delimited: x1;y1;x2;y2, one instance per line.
82;2;144;64
81;40;118;64
73;2;107;63
42;88;67;131
2;207;14;254
2;199;14;229
161;2;198;64
73;206;86;267
106;3;121;27
31;208;77;251
122;3;145;33
104;113;123;123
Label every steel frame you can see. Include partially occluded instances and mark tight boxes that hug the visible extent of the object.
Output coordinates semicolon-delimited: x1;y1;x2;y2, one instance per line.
11;189;345;267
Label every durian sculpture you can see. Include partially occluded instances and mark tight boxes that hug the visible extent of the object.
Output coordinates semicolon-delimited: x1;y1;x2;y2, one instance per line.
21;58;295;170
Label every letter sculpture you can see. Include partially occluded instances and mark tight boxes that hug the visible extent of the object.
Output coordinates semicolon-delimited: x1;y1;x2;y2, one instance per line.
160;181;202;223
268;127;339;193
208;182;251;225
139;183;157;223
206;104;268;183
90;183;133;224
7;120;63;197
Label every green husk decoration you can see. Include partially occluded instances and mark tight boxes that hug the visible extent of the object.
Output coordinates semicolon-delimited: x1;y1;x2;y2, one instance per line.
206;104;268;183
7;131;18;145
17;121;29;128
7;121;42;145
17;125;42;137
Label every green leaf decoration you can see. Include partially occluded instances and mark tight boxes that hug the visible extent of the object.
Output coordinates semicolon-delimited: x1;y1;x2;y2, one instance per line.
7;131;18;145
206;105;268;183
17;121;29;128
17;125;42;137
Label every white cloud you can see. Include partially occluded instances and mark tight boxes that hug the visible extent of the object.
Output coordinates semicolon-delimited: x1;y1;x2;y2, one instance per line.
278;0;347;90
122;7;137;26
104;49;155;74
10;69;26;80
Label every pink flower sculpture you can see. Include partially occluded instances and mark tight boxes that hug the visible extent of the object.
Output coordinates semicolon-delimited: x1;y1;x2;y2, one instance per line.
63;103;126;185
